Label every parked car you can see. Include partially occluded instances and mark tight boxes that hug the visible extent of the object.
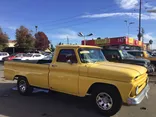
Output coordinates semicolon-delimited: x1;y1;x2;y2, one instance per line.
127;50;156;67
14;53;45;60
102;49;155;74
0;52;9;61
4;45;149;116
2;53;19;61
42;54;53;60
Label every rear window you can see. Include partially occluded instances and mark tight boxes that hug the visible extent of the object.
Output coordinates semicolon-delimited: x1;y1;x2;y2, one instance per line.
57;49;77;63
0;53;8;56
102;50;119;60
34;55;41;57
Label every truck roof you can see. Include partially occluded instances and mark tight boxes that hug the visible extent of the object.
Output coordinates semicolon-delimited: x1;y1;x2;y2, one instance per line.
126;50;145;52
56;45;101;49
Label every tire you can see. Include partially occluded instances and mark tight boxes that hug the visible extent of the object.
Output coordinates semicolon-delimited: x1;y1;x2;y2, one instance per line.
150;64;155;75
17;77;33;96
92;86;122;116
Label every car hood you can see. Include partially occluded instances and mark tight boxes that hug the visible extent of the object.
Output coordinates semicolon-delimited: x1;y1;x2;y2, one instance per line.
123;58;150;63
87;61;147;82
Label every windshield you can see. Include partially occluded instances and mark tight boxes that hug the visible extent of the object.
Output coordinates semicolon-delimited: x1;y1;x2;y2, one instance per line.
78;48;105;63
23;54;33;57
120;50;135;58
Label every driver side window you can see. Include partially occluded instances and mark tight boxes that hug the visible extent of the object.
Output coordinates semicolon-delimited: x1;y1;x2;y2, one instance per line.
57;49;77;63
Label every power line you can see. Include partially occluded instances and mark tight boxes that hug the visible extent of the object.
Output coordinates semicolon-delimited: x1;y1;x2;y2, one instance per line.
35;5;119;27
42;8;123;32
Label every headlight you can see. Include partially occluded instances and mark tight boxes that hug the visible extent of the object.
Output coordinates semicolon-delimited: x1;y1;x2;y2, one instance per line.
136;86;139;95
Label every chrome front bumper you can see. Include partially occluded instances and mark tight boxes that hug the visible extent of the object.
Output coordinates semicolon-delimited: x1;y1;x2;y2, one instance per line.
127;84;150;105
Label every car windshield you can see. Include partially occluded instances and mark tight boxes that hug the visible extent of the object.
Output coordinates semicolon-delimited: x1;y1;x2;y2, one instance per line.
15;53;23;57
78;48;105;63
120;50;135;59
23;54;33;57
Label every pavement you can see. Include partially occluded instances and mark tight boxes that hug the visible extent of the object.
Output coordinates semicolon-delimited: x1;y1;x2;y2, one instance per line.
0;64;156;117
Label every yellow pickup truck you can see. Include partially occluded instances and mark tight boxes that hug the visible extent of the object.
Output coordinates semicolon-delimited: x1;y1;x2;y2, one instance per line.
4;45;149;116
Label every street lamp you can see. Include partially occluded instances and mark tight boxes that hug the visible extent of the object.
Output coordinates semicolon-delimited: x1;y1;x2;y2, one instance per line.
124;20;135;37
35;26;38;33
78;32;93;45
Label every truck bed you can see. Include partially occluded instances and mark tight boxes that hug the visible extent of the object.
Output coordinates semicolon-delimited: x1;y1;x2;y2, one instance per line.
4;60;50;89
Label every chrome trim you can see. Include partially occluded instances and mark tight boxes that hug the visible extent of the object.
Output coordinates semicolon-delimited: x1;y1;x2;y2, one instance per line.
127;84;150;105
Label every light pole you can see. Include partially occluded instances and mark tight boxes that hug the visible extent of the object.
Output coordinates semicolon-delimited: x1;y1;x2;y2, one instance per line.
35;26;38;33
78;32;93;45
138;0;142;41
67;36;69;44
124;20;135;37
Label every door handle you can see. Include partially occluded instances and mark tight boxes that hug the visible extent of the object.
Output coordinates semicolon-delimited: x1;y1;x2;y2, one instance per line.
52;64;57;67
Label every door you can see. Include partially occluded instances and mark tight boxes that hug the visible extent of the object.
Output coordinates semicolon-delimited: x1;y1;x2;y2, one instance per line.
49;49;79;95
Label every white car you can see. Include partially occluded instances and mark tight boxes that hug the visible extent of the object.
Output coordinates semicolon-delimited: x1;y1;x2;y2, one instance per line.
0;52;9;61
14;53;45;60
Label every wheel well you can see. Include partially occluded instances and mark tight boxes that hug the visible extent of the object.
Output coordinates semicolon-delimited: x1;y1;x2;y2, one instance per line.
13;75;27;80
87;83;121;97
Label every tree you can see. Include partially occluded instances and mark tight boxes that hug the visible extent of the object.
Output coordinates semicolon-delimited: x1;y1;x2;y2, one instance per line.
15;26;35;50
0;27;9;51
35;31;50;50
149;40;153;45
149;40;153;50
97;37;101;40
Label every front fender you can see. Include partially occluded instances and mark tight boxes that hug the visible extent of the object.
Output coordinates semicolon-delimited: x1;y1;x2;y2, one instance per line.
78;76;133;103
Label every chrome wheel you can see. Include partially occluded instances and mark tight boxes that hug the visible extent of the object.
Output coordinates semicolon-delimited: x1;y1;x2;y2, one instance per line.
19;80;27;93
96;92;113;110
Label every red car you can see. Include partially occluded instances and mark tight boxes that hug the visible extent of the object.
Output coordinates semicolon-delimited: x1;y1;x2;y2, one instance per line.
2;53;24;61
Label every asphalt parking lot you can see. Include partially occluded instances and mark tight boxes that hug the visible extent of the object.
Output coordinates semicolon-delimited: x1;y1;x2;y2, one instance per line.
0;64;156;117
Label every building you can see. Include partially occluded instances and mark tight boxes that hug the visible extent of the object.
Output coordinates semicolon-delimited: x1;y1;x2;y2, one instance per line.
82;36;144;50
7;40;16;47
143;43;151;50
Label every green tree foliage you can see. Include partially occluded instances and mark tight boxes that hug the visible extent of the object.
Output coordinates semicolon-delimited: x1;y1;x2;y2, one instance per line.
35;31;50;51
15;26;35;50
0;27;9;51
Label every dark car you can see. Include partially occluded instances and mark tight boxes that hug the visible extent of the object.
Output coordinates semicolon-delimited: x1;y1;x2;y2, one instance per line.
102;49;155;74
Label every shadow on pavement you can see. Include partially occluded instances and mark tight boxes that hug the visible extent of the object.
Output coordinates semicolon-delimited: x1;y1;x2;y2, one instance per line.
0;82;110;117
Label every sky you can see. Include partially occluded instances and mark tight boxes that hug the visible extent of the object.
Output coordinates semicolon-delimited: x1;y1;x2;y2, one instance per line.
0;0;156;48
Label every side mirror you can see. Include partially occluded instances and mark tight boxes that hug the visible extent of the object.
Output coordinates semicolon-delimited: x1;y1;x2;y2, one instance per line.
67;59;73;64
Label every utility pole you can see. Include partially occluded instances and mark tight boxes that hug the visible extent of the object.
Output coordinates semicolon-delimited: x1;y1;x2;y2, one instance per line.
138;0;142;41
142;28;145;49
67;36;69;44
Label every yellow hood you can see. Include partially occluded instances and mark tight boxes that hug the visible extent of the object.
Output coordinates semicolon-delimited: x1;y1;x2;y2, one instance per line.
87;61;147;82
